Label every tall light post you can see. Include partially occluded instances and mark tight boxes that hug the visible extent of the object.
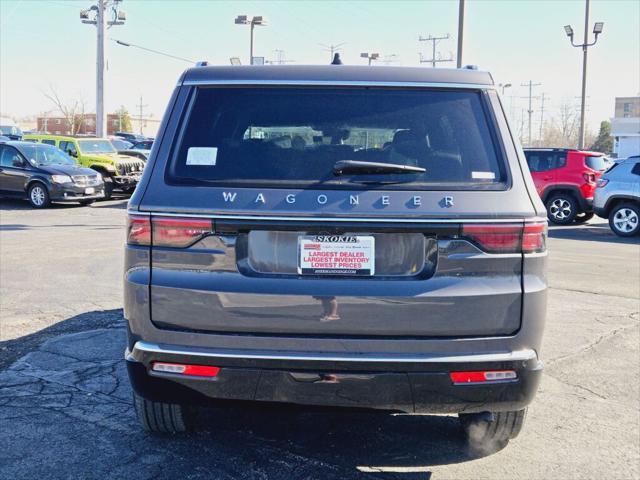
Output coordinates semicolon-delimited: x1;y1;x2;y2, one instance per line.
235;15;267;65
499;83;512;96
564;0;604;149
360;52;380;66
80;0;125;137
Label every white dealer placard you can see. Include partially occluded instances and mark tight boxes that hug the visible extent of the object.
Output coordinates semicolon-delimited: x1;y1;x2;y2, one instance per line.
298;235;375;276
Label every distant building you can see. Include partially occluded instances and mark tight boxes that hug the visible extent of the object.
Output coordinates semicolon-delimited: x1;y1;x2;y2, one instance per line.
36;114;123;136
611;97;640;158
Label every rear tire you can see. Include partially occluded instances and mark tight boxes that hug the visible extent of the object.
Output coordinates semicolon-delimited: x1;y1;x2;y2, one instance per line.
459;409;526;450
28;183;51;209
546;194;578;225
133;391;188;434
574;211;594;224
608;203;640;237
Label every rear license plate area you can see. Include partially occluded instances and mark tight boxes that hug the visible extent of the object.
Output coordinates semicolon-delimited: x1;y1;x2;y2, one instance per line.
298;235;375;276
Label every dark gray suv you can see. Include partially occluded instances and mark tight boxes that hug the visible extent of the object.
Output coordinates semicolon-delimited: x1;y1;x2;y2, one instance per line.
124;65;548;448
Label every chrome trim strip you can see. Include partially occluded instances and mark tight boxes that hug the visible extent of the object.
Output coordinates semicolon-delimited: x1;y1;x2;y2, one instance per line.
128;210;545;224
132;341;536;364
181;80;494;89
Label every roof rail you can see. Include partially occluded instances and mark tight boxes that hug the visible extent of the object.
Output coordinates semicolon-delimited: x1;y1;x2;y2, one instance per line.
463;64;478;70
195;61;209;67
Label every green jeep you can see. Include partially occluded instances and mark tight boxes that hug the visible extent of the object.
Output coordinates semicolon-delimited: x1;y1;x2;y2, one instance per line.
22;134;145;199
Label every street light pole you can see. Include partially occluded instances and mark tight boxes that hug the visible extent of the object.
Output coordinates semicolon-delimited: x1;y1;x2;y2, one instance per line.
96;0;105;137
564;0;604;149
80;1;125;137
235;15;267;66
456;0;465;68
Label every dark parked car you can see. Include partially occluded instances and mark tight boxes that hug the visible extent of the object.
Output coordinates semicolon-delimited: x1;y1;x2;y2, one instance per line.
115;131;146;143
0;141;104;207
124;65;548;449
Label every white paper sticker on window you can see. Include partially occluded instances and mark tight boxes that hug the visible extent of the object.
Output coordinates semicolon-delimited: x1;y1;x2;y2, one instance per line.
472;171;496;179
186;147;218;166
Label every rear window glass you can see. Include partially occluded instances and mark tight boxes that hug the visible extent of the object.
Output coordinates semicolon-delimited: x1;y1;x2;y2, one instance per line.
168;87;507;189
585;155;608;171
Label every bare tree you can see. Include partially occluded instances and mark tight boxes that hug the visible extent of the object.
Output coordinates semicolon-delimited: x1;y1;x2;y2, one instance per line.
44;86;87;135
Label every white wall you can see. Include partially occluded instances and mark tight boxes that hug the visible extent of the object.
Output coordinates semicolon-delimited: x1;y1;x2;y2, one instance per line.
615;136;640;158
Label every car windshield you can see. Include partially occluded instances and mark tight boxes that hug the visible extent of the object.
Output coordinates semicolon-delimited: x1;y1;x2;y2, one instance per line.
20;144;76;166
585;155;608;171
78;139;116;154
0;125;22;136
111;139;133;150
169;87;506;190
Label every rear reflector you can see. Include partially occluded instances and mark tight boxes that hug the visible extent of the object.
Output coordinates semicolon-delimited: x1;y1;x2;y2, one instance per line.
151;362;220;377
126;214;214;248
462;221;547;253
450;370;517;384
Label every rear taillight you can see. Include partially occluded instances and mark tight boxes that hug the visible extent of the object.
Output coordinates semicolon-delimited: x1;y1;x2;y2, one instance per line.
127;215;151;245
596;178;609;188
152;217;214;248
126;214;214;248
583;173;596;184
462;221;547;253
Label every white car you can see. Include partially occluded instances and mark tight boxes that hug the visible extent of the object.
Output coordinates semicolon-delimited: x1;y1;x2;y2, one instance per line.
594;157;640;236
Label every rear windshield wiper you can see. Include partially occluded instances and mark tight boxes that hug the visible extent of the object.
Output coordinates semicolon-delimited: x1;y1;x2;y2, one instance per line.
333;160;425;176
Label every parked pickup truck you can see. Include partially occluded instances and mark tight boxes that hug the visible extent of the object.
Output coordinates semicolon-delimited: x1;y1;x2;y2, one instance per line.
22;134;145;199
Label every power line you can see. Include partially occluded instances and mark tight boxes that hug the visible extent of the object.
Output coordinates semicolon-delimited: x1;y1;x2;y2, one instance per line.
112;38;194;63
418;34;453;68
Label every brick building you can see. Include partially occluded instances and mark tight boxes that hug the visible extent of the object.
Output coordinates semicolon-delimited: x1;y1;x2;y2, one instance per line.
36;114;123;136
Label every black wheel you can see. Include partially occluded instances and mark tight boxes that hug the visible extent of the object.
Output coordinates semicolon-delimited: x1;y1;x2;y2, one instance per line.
79;199;95;206
459;409;526;449
546;194;578;224
608;203;640;237
102;177;113;200
133;391;188;434
28;182;51;208
574;211;595;224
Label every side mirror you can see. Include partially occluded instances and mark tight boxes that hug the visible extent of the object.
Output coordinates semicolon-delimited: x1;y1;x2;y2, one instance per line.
69;149;78;158
12;157;25;168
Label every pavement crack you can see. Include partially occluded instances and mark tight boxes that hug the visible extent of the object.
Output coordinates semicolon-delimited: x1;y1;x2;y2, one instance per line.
548;286;640;300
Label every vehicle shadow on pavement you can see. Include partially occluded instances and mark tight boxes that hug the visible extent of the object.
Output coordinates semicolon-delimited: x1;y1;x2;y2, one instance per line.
548;222;640;245
0;309;498;479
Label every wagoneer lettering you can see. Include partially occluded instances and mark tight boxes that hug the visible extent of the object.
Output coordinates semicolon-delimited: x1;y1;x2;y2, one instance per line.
124;65;548;449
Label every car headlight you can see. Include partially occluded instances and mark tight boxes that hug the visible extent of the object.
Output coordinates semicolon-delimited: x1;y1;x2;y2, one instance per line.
51;175;72;184
95;172;104;183
106;165;117;173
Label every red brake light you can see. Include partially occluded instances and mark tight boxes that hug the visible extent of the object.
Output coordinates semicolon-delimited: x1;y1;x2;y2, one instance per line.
450;370;517;384
151;362;220;377
127;215;151;245
152;217;214;248
596;178;609;188
462;221;546;253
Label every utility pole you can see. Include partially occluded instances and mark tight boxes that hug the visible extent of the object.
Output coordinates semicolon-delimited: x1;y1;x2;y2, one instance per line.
456;0;465;68
418;34;453;67
235;16;267;65
136;96;148;135
80;1;126;138
521;81;542;146
320;43;346;63
563;0;604;149
539;93;548;143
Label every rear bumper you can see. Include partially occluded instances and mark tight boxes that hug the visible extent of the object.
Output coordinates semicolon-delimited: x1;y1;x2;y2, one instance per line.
126;341;543;414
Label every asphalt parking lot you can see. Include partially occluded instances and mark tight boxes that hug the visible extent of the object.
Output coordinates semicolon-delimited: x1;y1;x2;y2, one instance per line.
0;198;638;480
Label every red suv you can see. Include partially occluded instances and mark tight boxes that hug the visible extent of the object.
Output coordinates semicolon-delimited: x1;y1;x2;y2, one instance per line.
524;148;608;224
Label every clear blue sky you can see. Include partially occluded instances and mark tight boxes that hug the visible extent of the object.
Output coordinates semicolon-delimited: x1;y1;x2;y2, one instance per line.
1;0;638;134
